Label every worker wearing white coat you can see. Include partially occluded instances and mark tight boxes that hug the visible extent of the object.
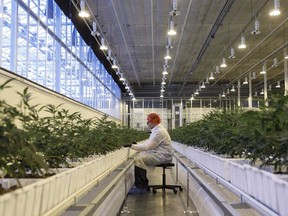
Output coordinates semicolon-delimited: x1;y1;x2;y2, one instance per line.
128;113;173;195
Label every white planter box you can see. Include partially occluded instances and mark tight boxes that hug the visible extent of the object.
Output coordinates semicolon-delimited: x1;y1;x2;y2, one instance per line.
0;148;131;216
172;142;288;216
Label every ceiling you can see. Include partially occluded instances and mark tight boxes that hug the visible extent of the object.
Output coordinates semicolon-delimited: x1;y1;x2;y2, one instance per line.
56;0;288;99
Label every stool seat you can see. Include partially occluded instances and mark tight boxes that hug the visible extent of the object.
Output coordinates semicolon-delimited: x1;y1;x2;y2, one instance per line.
148;162;183;194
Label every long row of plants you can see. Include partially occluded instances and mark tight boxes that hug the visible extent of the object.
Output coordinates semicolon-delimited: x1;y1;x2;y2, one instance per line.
0;79;148;179
170;94;288;173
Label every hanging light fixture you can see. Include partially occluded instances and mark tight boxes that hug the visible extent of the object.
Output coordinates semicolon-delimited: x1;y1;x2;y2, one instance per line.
269;0;281;16
111;59;118;69
170;0;180;16
209;72;214;80
100;37;108;50
205;77;209;84
106;49;112;61
273;57;278;67
91;22;100;37
160;94;164;98
167;20;177;36
254;91;258;96
161;80;166;85
238;35;246;49
260;65;266;74
251;19;260;35
260;89;264;95
79;0;90;17
162;67;168;75
190;94;195;100
164;49;171;60
160;89;165;93
228;48;235;59
231;85;235;92
243;77;248;85
119;75;125;82
285;54;288;59
201;82;206;89
215;66;220;74
221;92;226;97
220;58;227;68
166;37;173;49
275;81;281;88
252;71;256;79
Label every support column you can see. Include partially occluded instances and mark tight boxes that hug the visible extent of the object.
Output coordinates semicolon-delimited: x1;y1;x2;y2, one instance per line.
248;71;252;109
284;48;288;96
237;80;241;107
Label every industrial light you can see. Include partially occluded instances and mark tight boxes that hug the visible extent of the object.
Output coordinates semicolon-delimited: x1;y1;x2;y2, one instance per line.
260;65;266;74
231;85;235;92
100;37;108;50
251;19;260;35
125;85;130;90
161;80;166;85
167;20;177;36
170;0;180;16
160;89;165;92
162;68;168;75
226;89;230;94
111;59;118;69
166;37;173;49
164;49;171;60
205;77;209;84
252;71;256;79
194;89;199;95
269;0;280;16
221;92;226;97
273;57;278;67
220;58;227;68
119;76;125;82
238;35;246;49
132;97;136;101
106;49;112;61
275;81;281;88
160;94;164;98
201;82;206;89
215;66;220;74
260;89;264;95
285;55;288;59
91;22;100;37
254;91;258;96
243;77;248;85
190;94;195;100
228;48;235;59
79;0;90;18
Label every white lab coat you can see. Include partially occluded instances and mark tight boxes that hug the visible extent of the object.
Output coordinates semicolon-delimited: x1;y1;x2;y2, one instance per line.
131;123;173;170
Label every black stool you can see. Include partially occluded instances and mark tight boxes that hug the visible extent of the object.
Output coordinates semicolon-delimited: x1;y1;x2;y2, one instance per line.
148;163;183;193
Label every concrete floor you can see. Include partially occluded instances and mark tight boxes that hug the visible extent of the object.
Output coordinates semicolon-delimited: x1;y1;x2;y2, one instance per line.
118;167;199;216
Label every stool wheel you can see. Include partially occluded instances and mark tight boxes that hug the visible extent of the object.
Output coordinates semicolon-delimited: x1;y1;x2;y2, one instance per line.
152;189;157;193
173;189;177;194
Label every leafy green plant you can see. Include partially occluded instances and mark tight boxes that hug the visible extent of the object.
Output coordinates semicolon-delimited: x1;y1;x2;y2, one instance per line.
170;98;288;173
